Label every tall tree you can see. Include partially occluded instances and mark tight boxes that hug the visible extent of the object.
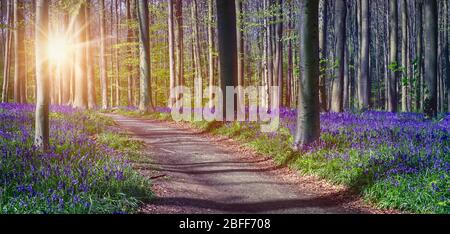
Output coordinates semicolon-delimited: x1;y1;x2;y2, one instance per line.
13;0;25;103
388;0;398;112
175;0;184;94
359;0;370;109
73;1;88;109
2;0;12;103
294;0;320;148
35;0;49;151
216;0;238;119
318;0;328;112
126;0;134;106
137;0;153;112
208;0;215;109
168;0;176;108
274;0;283;106
401;0;408;112
423;0;438;117
192;0;203;84
100;0;108;109
331;0;346;113
235;0;245;104
86;0;96;109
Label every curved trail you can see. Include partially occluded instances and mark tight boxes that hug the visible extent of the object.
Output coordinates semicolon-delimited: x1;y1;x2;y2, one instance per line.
108;114;369;214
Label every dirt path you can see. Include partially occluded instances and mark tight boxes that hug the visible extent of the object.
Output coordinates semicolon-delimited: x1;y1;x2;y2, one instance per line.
108;114;380;214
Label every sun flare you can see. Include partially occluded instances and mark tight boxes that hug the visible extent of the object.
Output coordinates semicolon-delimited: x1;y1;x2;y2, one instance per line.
47;35;71;64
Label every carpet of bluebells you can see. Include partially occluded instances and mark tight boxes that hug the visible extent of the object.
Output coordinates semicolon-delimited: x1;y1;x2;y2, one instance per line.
134;106;449;213
0;104;151;214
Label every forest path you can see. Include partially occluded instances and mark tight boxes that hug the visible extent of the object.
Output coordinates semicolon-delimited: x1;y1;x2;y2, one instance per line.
108;114;371;214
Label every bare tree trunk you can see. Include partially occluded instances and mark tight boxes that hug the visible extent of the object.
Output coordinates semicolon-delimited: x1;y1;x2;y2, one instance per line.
14;0;25;103
137;0;153;112
359;0;370;109
175;0;184;98
35;0;49;151
388;0;398;112
318;0;327;112
100;0;108;109
2;0;12;103
236;0;244;108
126;0;133;107
73;1;88;109
331;0;346;113
423;0;438;117
274;0;283;107
401;0;408;112
294;0;320;147
208;0;215;109
192;0;203;84
216;0;238;119
86;0;96;109
168;0;176;108
115;0;120;107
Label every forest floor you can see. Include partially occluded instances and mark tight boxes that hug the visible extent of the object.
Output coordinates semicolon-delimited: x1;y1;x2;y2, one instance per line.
107;114;394;214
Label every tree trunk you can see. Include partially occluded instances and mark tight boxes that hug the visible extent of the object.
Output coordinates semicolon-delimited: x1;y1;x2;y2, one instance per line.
319;0;327;112
2;0;12;103
331;0;346;113
192;0;203;84
388;0;398;112
115;0;120;107
274;0;283;107
359;0;370;109
137;0;153;112
86;0;96;109
416;0;423;112
100;0;108;109
34;0;49;151
236;0;245;108
294;0;320;147
175;0;184;97
401;0;408;112
216;0;238;120
14;0;25;103
73;1;88;109
208;0;215;109
126;0;134;107
168;0;176;108
423;0;438;117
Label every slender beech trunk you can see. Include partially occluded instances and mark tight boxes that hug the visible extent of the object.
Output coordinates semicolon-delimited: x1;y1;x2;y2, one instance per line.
331;0;346;113
275;0;283;107
115;0;120;107
126;0;134;106
388;0;398;112
208;0;215;109
137;0;153;112
175;0;184;96
192;0;202;83
318;0;327;111
216;0;238;119
423;0;438;117
2;0;11;103
401;0;408;112
168;0;176;108
359;0;370;109
35;0;49;151
73;1;88;109
100;0;108;109
86;0;96;109
294;0;320;148
14;0;25;103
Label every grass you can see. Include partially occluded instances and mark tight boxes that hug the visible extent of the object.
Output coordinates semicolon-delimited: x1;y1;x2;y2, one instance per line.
0;104;152;214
